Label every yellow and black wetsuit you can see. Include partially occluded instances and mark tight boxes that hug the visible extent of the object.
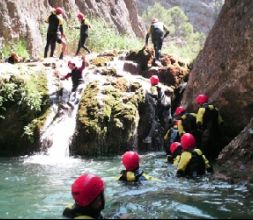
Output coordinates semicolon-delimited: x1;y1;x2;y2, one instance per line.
196;104;223;130
118;169;155;183
44;12;64;58
178;113;197;136
63;204;103;219
196;104;224;161
176;149;212;178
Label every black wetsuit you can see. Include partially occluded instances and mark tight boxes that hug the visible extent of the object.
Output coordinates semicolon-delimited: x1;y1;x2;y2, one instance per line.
44;13;63;58
75;20;91;56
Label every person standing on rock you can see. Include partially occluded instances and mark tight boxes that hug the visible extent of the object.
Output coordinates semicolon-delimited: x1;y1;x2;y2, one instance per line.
75;12;91;56
145;18;170;62
44;7;67;59
60;56;86;106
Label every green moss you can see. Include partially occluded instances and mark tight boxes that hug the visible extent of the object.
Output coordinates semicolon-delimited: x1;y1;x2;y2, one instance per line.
90;57;114;67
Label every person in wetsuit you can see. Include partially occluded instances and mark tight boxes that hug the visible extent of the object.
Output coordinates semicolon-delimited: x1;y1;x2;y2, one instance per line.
145;18;170;61
44;7;66;59
176;133;213;178
75;13;91;56
195;94;224;162
63;174;105;219
60;56;86;107
118;151;155;183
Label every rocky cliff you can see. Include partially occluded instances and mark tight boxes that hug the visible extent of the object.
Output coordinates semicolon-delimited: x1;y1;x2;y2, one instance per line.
0;0;145;57
136;0;224;34
181;0;253;183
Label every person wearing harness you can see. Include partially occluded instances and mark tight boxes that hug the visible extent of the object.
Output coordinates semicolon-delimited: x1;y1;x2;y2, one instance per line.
75;13;91;56
195;94;224;161
63;174;105;219
145;18;170;61
44;7;66;59
61;56;86;106
118;151;155;183
175;106;201;148
143;75;172;145
176;133;213;178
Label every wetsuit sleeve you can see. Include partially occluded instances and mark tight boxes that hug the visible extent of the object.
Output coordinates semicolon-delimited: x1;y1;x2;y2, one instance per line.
178;120;185;136
163;25;170;38
177;152;192;173
196;107;206;125
78;60;86;73
63;73;72;80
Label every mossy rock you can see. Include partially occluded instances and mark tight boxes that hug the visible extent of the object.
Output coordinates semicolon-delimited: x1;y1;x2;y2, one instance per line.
72;80;145;156
0;69;50;156
90;57;114;67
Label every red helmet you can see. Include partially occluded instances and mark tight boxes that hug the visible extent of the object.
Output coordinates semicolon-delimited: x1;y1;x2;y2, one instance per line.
175;106;186;116
122;151;140;171
68;60;76;66
55;7;65;15
195;94;209;105
152;18;158;23
170;142;181;155
150;75;159;86
181;133;196;151
71;174;105;207
77;12;85;21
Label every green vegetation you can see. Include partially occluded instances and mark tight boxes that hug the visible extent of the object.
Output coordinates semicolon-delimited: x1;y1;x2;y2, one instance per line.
0;70;49;148
0;39;30;61
142;3;206;62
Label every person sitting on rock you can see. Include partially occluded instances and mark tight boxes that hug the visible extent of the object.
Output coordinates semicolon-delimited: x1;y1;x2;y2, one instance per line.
75;12;91;56
167;142;182;166
44;7;66;59
6;52;22;64
61;56;86;106
174;106;201;147
145;18;170;62
143;75;172;145
118;151;155;183
63;174;105;219
176;133;213;178
195;94;224;162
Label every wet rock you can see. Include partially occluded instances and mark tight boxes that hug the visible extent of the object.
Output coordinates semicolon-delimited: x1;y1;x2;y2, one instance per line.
182;0;253;139
215;118;253;184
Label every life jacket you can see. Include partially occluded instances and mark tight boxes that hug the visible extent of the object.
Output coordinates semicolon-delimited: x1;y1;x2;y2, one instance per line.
178;113;197;136
177;149;210;178
197;104;223;130
118;169;154;182
63;204;103;219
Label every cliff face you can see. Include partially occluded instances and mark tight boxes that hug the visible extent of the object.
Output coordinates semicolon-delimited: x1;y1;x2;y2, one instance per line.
181;0;253;183
136;0;224;34
0;0;145;56
182;0;253;138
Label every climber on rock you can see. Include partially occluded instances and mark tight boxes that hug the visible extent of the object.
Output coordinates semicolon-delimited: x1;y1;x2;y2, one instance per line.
195;94;225;162
75;12;92;56
143;75;172;146
118;151;156;183
174;106;201;147
176;133;213;178
63;174;105;219
144;18;170;62
44;7;67;59
60;56;86;107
